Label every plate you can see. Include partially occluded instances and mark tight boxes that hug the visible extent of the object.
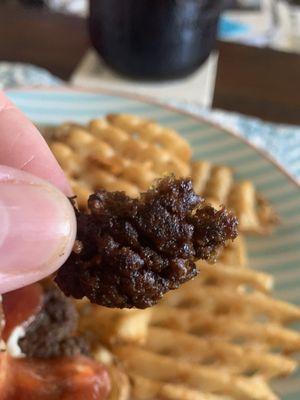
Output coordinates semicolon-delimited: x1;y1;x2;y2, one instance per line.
6;87;300;399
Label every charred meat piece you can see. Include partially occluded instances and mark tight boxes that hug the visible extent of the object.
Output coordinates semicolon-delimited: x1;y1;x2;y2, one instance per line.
55;176;238;309
19;287;89;358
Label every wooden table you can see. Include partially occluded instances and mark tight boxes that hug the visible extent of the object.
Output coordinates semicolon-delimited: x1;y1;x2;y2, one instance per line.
213;42;300;125
1;3;300;125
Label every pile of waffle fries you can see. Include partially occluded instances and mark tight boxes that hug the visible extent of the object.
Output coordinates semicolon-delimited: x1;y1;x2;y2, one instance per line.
49;115;300;400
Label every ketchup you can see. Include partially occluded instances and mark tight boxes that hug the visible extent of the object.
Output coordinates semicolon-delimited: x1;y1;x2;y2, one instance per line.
0;285;111;399
2;284;43;340
0;354;111;400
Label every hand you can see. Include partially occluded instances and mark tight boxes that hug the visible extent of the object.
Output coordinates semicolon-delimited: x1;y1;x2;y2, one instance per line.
0;91;76;294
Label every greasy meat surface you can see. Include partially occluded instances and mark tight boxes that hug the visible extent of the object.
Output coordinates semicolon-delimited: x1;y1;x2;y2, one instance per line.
55;176;238;309
19;287;89;358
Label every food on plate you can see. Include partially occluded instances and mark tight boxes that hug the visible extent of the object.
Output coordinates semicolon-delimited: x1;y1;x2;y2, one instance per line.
0;286;113;400
79;239;300;400
47;115;300;400
55;176;238;308
77;302;152;347
48;114;277;233
191;161;278;234
1;114;296;400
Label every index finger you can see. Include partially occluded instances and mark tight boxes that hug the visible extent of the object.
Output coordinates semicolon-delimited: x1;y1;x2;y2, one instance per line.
0;91;71;195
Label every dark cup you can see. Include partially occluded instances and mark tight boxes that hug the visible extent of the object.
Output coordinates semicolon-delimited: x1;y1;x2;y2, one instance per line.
89;0;222;81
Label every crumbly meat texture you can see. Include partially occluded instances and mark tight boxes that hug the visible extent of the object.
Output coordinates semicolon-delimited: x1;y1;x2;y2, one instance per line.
55;176;238;309
19;287;89;358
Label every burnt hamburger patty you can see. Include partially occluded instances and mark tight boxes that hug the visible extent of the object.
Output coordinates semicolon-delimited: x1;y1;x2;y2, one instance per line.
55;176;238;309
19;287;89;358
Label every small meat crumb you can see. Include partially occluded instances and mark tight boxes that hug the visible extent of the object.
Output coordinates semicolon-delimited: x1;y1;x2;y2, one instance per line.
19;287;89;358
55;176;238;309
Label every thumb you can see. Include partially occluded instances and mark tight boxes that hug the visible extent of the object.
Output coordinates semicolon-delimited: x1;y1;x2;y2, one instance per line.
0;166;76;294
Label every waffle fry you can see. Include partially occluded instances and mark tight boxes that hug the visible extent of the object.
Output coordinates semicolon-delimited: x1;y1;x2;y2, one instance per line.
111;241;299;400
196;261;273;293
218;236;248;267
191;161;278;234
145;327;296;379
130;374;233;400
151;306;300;352
109;286;300;399
48;115;277;234
106;365;130;400
75;238;300;400
106;114;192;163
49;116;191;209
160;285;300;323
77;300;152;347
114;345;278;400
107;365;130;400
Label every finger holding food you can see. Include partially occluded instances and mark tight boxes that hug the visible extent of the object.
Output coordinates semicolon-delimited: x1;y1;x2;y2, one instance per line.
0;167;76;294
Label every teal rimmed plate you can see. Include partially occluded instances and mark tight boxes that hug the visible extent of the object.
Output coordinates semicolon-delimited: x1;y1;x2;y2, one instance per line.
6;87;300;399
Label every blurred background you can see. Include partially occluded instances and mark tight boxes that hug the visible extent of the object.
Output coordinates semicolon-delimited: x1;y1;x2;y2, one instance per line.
0;0;300;124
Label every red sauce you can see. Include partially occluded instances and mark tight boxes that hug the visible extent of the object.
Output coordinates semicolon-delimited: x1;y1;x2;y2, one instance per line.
0;353;9;398
2;284;43;340
0;353;111;400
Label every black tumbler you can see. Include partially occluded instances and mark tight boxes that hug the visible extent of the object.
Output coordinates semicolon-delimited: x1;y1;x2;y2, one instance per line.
89;0;222;81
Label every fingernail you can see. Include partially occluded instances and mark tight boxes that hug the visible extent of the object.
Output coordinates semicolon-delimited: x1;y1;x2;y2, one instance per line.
0;167;76;293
